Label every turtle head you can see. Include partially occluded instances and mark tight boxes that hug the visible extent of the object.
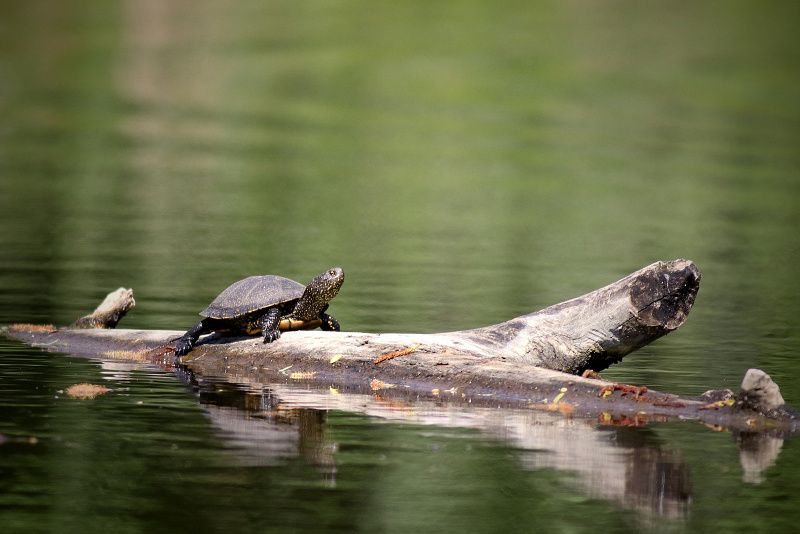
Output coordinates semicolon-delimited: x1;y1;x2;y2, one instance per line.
293;268;344;321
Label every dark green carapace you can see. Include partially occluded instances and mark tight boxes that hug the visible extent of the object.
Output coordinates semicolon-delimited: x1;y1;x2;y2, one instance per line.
174;268;344;356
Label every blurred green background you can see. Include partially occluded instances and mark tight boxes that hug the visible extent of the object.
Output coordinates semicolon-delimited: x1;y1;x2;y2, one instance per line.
1;1;800;531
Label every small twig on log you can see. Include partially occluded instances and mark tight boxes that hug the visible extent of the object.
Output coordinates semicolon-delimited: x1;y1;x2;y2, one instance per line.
374;344;421;363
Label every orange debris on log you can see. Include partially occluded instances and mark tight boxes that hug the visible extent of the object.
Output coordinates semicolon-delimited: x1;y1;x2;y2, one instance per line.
374;344;421;364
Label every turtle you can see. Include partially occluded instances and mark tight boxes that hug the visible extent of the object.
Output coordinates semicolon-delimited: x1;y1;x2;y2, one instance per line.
173;267;344;356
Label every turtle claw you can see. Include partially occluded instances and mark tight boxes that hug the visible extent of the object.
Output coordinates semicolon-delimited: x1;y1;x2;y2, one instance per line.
174;340;193;356
262;329;281;343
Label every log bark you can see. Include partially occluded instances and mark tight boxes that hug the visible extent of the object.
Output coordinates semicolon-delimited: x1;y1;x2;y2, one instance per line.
4;259;799;434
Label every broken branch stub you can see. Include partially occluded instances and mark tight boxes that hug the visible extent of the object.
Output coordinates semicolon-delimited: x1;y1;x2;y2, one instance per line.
69;288;135;329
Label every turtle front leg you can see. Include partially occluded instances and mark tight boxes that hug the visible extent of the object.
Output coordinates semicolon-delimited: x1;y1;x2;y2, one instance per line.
260;307;282;343
174;319;212;356
319;313;340;332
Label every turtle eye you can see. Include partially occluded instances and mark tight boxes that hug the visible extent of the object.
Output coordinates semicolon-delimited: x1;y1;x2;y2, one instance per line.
329;269;336;276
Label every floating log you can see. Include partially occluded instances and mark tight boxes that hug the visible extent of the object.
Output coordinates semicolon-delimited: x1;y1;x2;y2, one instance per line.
3;259;799;434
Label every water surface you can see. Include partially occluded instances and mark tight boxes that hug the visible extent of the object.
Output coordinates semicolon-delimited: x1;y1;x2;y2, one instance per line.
2;1;800;532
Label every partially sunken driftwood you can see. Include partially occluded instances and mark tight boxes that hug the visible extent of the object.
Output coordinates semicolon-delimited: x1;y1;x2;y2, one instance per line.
4;259;799;434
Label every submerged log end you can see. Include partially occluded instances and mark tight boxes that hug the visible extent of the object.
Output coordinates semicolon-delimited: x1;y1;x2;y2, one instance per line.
69;288;135;329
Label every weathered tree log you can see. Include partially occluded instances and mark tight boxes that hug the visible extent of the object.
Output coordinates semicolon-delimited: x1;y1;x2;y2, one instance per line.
4;259;799;434
9;259;700;368
171;257;700;375
455;258;700;373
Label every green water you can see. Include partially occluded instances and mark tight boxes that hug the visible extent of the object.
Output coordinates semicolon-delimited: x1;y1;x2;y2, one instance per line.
2;1;800;532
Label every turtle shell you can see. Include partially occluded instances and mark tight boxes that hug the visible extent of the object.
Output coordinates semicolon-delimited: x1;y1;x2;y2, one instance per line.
200;275;305;319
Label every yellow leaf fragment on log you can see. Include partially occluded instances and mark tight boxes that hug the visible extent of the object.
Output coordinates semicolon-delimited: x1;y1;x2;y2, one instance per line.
699;398;736;410
553;387;568;404
330;354;343;364
528;401;575;414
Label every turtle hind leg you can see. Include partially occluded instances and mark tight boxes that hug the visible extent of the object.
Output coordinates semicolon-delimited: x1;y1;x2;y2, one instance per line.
260;307;282;343
174;319;212;356
319;313;340;332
